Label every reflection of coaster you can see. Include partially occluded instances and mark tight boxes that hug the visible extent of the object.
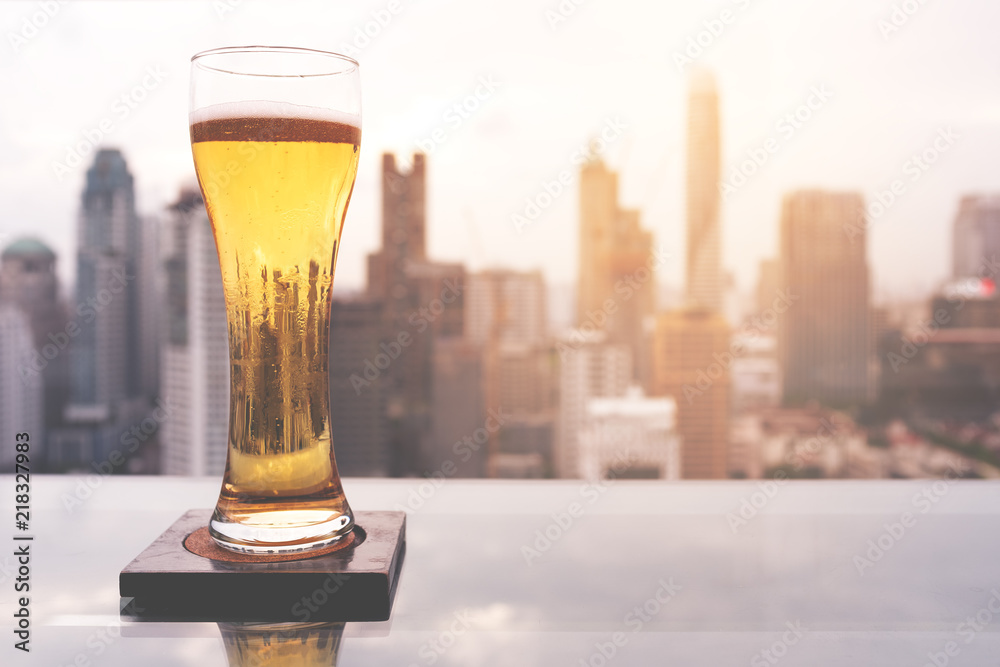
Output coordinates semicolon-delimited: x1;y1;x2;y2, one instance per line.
120;509;406;622
183;526;361;563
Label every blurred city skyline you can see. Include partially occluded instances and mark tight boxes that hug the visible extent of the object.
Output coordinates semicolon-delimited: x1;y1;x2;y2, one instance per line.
3;0;999;302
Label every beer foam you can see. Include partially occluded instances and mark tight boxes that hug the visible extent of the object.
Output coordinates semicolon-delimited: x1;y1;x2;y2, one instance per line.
190;100;360;128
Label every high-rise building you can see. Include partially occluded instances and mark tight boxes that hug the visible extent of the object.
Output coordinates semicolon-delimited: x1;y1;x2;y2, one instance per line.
63;150;158;465
329;296;389;477
879;277;1000;421
466;269;547;347
426;337;486;477
365;152;466;475
0;306;43;472
577;158;656;384
0;238;69;430
160;189;229;476
685;70;722;312
779;190;870;407
71;149;145;405
652;307;729;479
137;214;161;399
465;269;552;475
557;332;631;478
368;153;426;303
953;195;1000;279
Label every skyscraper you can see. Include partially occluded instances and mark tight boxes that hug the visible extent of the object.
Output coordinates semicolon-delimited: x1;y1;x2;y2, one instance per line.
63;149;155;466
0;238;69;430
329;296;389;476
70;149;155;404
368;153;426;303
427;337;486;477
0;306;42;472
161;189;229;476
647;70;729;479
685;70;722;312
652;307;729;479
577;158;656;383
365;152;466;475
953;194;1000;279
466;269;551;476
466;269;547;347
780;190;870;407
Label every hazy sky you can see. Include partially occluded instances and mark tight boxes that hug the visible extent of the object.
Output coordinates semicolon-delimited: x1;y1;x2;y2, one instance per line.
1;0;998;303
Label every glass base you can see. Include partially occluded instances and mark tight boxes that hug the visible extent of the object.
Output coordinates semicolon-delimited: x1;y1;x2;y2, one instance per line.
209;509;354;555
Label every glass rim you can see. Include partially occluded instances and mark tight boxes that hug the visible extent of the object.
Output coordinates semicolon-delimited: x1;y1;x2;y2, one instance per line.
191;46;359;78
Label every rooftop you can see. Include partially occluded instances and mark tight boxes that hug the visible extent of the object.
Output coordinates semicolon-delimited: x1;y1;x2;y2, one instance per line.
1;236;55;259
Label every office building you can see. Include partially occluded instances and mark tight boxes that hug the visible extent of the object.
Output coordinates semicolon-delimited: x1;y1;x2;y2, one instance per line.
62;149;157;465
652;307;730;478
160;189;229;476
466;269;546;347
953;195;1000;279
577;158;656;383
426;337;486;477
0;306;43;471
0;238;69;430
329;296;389;477
685;70;722;312
779;190;870;407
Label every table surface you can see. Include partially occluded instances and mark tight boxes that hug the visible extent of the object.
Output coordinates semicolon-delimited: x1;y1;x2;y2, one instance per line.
1;475;998;666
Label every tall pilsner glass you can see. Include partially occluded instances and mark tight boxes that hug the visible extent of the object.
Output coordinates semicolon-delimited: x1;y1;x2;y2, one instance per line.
189;47;360;554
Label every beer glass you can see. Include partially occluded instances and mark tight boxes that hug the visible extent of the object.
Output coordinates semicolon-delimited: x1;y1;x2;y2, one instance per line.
189;47;360;553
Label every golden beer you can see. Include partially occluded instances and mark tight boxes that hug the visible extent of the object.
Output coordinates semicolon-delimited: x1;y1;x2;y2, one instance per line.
191;102;360;552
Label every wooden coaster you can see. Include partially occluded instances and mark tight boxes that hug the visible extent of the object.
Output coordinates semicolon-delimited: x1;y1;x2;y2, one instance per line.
183;526;362;563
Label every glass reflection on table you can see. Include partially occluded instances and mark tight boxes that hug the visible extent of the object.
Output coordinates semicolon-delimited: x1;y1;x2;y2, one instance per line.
218;621;344;667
